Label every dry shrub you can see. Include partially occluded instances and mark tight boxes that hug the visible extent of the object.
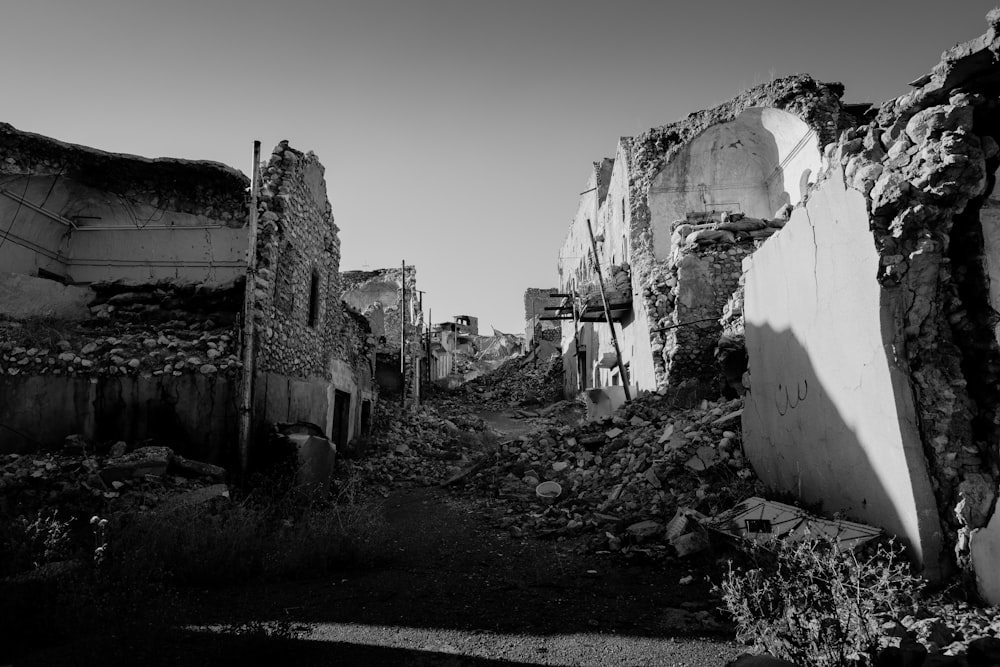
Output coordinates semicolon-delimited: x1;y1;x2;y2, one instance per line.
718;536;924;666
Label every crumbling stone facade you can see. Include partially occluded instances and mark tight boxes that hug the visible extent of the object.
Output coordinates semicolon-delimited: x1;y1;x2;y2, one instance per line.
739;12;1000;593
250;142;377;451
523;287;560;351
558;76;849;398
0;129;376;467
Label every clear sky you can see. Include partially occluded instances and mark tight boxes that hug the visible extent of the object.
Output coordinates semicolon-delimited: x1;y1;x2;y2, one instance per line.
3;1;997;333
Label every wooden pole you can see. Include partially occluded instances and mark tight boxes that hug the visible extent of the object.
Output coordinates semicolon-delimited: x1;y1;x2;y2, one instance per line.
400;260;406;408
238;140;261;474
570;285;584;393
586;218;630;402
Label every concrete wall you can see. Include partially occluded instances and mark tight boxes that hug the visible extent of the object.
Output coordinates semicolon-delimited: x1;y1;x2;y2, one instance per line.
742;170;944;577
0;374;237;463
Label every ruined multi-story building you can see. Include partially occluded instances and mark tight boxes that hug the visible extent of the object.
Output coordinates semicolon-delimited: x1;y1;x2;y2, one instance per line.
557;75;844;398
557;10;1000;601
523;287;561;359
0;126;376;469
340;266;422;399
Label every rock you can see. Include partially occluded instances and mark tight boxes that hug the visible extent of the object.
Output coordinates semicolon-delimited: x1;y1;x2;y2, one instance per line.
171;454;226;479
626;520;662;539
155;484;230;514
672;530;710;557
605;427;624;439
109;441;128;457
967;637;1000;666
200;364;218;374
100;445;173;483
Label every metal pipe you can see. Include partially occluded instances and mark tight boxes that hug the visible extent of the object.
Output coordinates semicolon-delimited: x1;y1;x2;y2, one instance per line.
70;225;230;231
237;140;261;476
0;188;77;229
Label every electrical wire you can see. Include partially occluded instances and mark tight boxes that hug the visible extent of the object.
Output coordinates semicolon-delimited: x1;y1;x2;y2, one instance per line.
0;161;31;253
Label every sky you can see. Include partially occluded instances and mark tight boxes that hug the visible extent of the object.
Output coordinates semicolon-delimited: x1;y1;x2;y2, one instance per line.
2;0;998;333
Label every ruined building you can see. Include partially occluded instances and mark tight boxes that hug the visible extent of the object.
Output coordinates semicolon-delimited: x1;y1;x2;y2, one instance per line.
0;125;376;467
556;11;1000;601
524;287;561;360
341;266;422;399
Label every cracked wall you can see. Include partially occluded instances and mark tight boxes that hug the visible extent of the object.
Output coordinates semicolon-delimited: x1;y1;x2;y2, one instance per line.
558;80;843;398
0;122;249;286
250;142;377;452
743;11;1000;588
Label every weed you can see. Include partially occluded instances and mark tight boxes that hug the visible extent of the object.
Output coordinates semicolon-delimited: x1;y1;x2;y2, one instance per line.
718;536;924;666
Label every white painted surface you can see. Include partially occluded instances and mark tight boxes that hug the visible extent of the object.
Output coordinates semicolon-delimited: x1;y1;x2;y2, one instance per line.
648;108;820;261
742;169;943;578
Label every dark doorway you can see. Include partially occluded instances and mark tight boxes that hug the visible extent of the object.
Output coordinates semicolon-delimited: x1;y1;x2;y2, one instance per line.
360;400;372;437
331;390;351;449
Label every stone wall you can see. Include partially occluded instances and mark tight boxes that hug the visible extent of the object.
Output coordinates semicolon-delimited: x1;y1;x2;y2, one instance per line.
523;287;560;348
742;11;1000;588
341;267;420;352
249;141;377;448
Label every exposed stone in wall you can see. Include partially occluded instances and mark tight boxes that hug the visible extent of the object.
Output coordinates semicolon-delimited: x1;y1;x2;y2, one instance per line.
341;267;420;352
622;76;851;390
822;12;1000;570
252;142;344;380
0;122;249;226
523;287;561;347
0;280;243;379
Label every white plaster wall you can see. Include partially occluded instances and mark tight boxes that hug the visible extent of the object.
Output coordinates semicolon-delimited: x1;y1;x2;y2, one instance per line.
648;108;820;261
979;169;1000;345
0;175;247;286
742;169;943;578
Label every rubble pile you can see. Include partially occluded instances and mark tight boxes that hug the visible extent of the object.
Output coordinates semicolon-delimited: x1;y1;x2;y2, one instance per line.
0;319;240;378
0;439;228;541
0;280;243;378
459;394;764;556
435;354;564;412
341;405;491;496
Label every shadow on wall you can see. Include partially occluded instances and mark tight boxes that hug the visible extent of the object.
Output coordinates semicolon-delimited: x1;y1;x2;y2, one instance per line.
743;320;945;579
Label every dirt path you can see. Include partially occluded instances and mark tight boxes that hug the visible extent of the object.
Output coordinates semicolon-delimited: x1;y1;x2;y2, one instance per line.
19;407;746;666
165;483;742;666
165;408;745;666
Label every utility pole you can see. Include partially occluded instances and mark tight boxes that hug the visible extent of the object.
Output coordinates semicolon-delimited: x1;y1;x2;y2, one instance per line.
586;218;630;402
238;140;262;475
400;260;406;408
570;285;584;393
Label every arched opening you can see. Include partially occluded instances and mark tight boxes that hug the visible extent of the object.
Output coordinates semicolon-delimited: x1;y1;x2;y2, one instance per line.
647;107;822;259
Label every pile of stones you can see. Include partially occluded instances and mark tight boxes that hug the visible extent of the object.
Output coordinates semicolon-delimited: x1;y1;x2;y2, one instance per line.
341;405;491;497
435;355;564;412
458;393;763;556
0;438;227;520
0;320;240;378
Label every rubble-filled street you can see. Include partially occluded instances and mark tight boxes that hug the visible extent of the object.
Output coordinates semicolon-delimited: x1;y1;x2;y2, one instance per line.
11;5;1000;666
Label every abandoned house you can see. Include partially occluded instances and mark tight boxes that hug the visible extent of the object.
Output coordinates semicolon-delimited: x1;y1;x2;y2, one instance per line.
523;287;561;361
555;11;1000;602
0;125;376;469
341;266;422;401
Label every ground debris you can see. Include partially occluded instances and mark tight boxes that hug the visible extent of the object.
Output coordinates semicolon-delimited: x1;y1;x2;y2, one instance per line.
454;390;763;558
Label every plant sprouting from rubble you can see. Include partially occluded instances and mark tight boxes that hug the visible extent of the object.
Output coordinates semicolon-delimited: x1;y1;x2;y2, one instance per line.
718;536;924;666
21;509;74;567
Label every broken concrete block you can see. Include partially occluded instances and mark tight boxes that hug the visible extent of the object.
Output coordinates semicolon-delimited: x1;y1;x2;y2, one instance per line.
626;520;662;539
100;446;173;483
605;427;624;439
672;530;710;557
156;483;230;514
171;455;226;480
644;467;662;488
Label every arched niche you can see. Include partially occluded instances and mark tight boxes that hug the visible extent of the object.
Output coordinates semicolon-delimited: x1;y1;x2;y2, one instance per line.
647;107;822;258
